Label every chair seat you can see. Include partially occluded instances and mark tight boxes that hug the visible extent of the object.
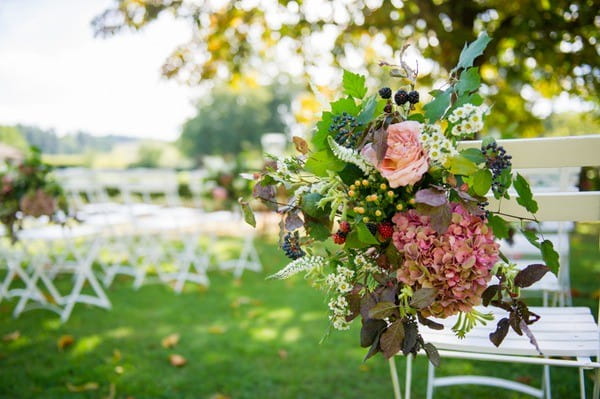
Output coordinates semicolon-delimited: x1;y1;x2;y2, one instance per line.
420;306;599;358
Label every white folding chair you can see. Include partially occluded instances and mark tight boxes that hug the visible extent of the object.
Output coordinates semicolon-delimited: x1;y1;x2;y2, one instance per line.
391;135;600;399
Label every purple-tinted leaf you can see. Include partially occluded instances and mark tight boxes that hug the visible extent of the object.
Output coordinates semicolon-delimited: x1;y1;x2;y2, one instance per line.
520;320;543;355
360;293;377;320
418;313;444;330
380;320;405;359
456;190;478;202
373;127;388;164
415;188;448;207
360;319;386;348
509;312;523;335
402;320;418;355
482;284;500;306
345;286;362;322
253;184;276;201
410;288;437;309
284;211;304;231
430;204;452;234
514;264;550;288
368;301;397;320
363;330;382;362
489;317;509;347
423;342;440;367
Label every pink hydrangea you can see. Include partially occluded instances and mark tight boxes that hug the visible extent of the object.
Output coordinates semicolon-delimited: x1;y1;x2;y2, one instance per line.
392;203;499;318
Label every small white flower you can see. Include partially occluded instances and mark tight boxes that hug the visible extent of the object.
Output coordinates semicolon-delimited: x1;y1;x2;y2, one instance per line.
448;114;459;123
337;281;352;294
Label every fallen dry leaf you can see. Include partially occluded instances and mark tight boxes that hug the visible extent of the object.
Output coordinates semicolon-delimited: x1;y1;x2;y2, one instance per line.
207;326;227;335
66;382;99;392
112;349;122;362
278;349;288;360
161;333;180;349
516;375;533;384
168;354;187;367
57;335;75;351
359;364;371;372
2;331;20;342
208;394;231;399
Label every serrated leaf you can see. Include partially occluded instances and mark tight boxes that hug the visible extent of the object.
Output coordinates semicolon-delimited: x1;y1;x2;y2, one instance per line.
452;32;492;73
513;173;538;214
312;112;334;150
360;319;386;347
305;149;345;177
482;284;500;306
415;188;448;207
460;148;486;164
447;154;479;176
330;96;360;115
410;288;437;309
356;223;380;245
423;343;440;367
424;88;452;122
456;67;481;94
368;301;397;319
521;229;541;249
489;317;509;347
357;95;377;124
514;264;550;288
342;70;367;99
380;320;405;359
472;169;492;196
487;214;510;239
238;198;256;227
541;240;560;275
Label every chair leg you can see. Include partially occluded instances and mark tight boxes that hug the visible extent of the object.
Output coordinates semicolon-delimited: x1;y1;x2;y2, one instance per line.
405;355;412;399
579;367;586;399
388;357;402;399
542;364;551;399
592;368;599;399
426;360;435;399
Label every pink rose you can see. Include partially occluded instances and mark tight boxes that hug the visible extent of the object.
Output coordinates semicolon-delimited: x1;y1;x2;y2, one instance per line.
361;121;428;188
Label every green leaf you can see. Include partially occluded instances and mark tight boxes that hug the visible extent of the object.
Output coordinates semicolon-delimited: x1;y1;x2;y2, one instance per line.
305;149;345;177
306;220;330;241
342;69;367;99
460;148;486;164
521;229;541;249
456;67;481;94
424;88;452;122
301;193;327;218
330;97;360;115
344;230;363;249
487;214;510;239
368;301;397;320
338;163;364;186
453;92;484;108
312;111;334;150
452;32;492;73
513;173;539;213
357;95;377;124
356;223;380;245
481;136;496;148
472;169;492;196
238;198;256;227
447;154;479;176
541;240;560;275
408;113;425;122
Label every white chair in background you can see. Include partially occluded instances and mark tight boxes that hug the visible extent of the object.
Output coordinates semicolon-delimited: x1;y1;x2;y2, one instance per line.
391;135;600;399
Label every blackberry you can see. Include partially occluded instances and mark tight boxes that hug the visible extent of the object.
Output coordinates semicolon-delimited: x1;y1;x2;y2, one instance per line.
407;90;420;104
332;231;347;245
384;103;393;113
378;87;392;99
377;222;394;239
339;221;351;233
394;90;408;105
281;232;305;260
366;222;378;236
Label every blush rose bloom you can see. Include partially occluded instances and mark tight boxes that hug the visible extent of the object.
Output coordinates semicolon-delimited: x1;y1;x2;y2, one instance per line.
361;121;429;188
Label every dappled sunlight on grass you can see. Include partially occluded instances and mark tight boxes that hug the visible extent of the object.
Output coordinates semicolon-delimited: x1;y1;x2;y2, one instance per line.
104;326;133;339
71;334;102;356
249;327;278;341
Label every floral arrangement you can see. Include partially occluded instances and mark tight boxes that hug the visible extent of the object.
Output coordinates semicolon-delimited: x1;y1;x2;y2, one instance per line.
0;148;68;243
199;155;253;211
241;33;559;364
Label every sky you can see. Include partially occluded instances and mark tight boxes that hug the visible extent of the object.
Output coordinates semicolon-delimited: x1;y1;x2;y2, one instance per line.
0;0;197;141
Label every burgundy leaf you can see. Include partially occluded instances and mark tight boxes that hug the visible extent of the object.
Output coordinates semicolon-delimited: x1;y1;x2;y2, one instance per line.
482;284;500;306
284;211;304;231
489;317;510;347
410;288;437;309
360;319;386;348
380;320;405;359
373;127;388;164
514;264;550;288
519;320;543;355
415;188;448;207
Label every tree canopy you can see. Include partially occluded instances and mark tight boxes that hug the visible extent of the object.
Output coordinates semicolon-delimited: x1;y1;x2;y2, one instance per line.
178;81;290;162
94;0;599;136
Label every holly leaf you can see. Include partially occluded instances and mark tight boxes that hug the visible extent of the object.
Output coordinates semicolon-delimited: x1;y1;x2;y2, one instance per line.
368;301;397;320
410;288;437;309
541;240;560;275
489;317;510;347
455;67;481;94
472;169;492;196
452;32;492;74
515;264;550;288
415;188;448;207
380;320;405;359
238;198;256;227
513;173;538;214
424;88;452;122
342;69;367;99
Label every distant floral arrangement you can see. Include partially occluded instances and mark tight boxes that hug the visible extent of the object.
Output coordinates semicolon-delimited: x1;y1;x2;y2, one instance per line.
0;148;67;243
241;33;559;365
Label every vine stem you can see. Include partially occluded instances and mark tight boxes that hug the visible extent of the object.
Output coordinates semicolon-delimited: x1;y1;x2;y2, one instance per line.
490;211;538;223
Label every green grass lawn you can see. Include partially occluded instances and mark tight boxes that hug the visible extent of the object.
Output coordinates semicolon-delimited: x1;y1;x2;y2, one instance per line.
0;231;598;399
